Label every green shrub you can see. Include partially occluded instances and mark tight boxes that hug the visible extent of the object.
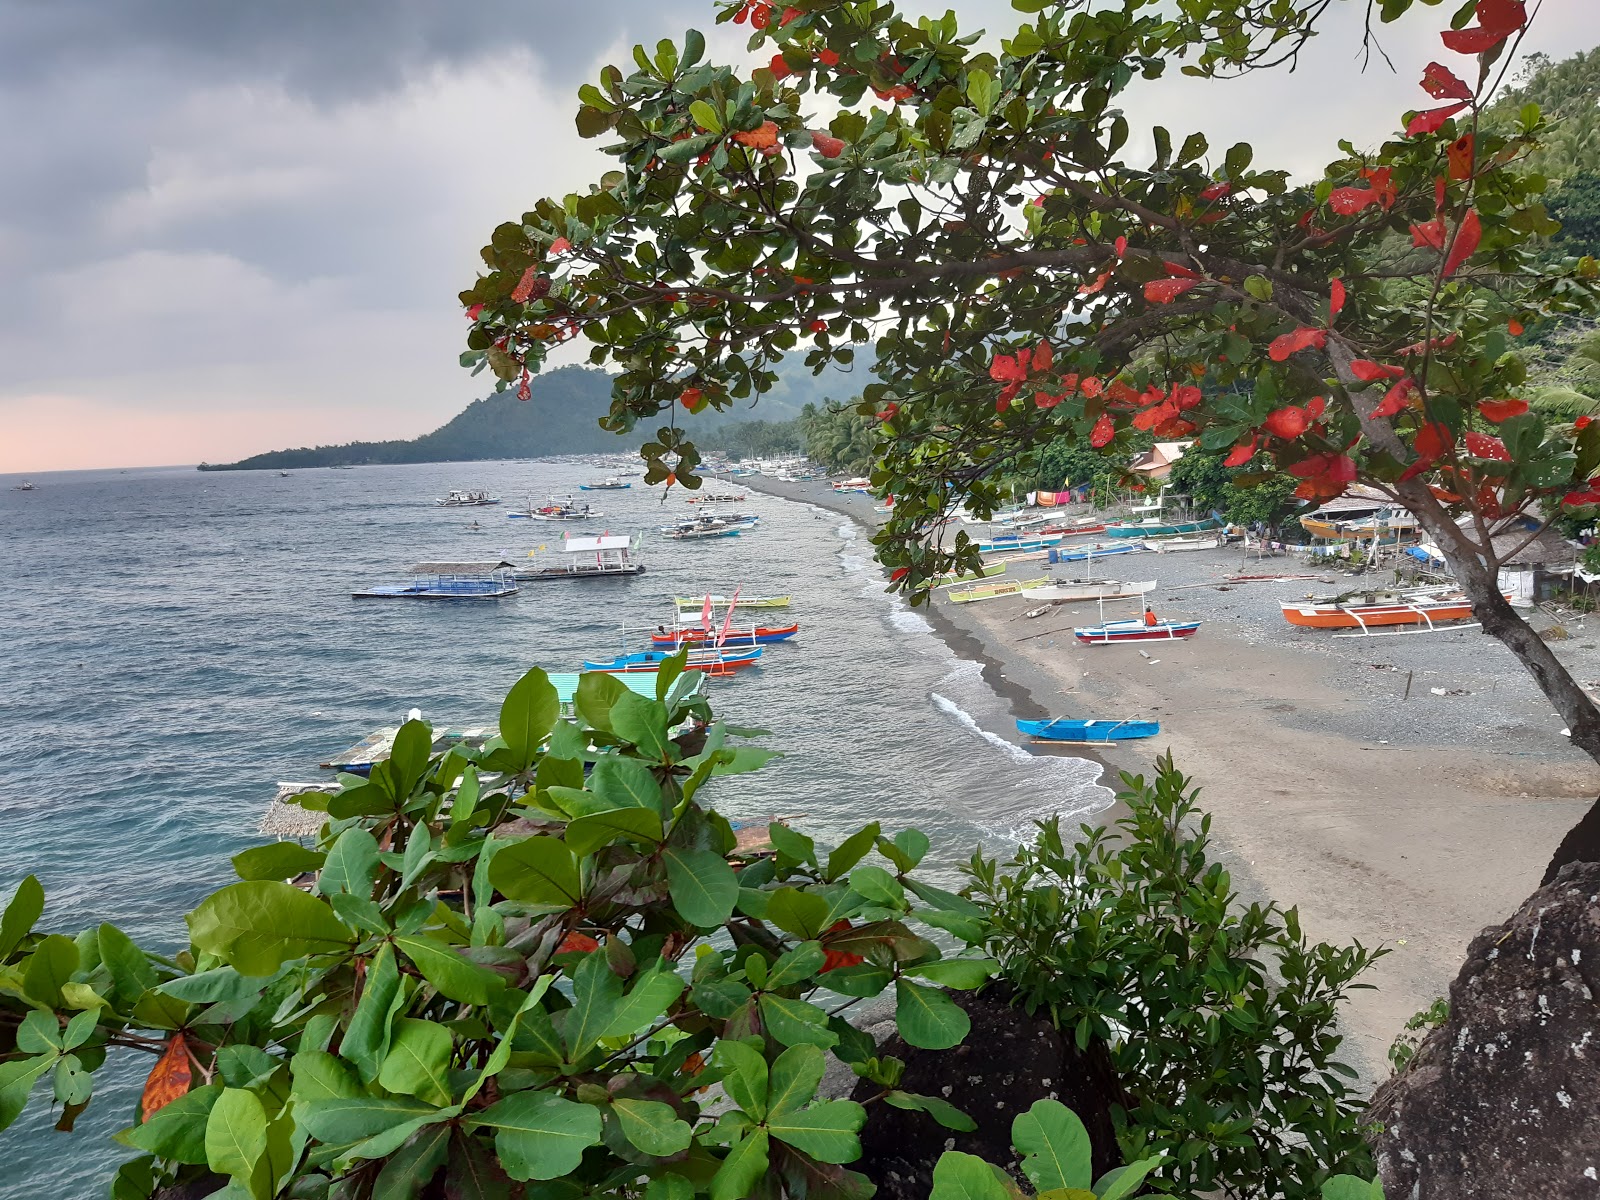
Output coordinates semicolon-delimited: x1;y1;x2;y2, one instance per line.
964;757;1385;1200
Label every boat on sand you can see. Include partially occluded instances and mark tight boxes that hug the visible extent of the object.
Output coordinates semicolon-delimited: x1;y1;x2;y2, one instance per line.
1074;619;1200;644
1017;718;1159;742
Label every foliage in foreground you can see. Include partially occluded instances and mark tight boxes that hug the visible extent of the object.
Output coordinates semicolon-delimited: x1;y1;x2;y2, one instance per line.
967;759;1385;1200
0;663;1005;1198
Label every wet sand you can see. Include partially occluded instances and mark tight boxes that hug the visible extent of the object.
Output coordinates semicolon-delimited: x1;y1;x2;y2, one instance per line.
750;475;1600;1078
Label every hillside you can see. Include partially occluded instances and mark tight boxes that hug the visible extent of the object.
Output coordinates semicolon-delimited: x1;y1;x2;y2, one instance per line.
199;359;863;471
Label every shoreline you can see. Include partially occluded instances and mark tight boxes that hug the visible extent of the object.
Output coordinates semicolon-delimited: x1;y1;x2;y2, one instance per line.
744;473;1600;1081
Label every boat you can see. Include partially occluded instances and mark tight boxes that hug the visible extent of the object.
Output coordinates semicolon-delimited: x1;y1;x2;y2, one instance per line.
1074;619;1201;644
1024;579;1157;605
516;534;645;581
932;562;1006;587
510;498;597;521
278;471;291;477
436;490;501;507
975;533;1066;554
1017;718;1160;742
1279;587;1477;631
1103;517;1220;539
686;492;749;504
1299;491;1419;541
1041;521;1107;538
946;578;1051;604
652;623;799;648
674;594;791;609
662;517;744;540
353;561;519;600
582;648;762;673
12;480;35;491
580;478;632;491
1048;541;1146;564
1144;535;1223;553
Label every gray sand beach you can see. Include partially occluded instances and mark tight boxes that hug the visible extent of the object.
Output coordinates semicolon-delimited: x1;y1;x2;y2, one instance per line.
749;474;1600;1077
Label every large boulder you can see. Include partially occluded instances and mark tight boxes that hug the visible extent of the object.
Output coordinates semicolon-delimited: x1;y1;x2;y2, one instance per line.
849;987;1125;1200
1367;861;1600;1198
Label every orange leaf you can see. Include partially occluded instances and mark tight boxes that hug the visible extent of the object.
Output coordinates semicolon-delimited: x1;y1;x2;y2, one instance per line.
1330;278;1346;317
1350;359;1403;382
1329;186;1380;215
1477;397;1528;423
141;1033;193;1121
732;122;780;151
1447;133;1475;180
1264;406;1312;439
810;131;845;159
1223;437;1257;468
1443;209;1482;277
558;932;600;953
1406;103;1468;136
1144;278;1198;304
1089;414;1115;447
1267;328;1327;362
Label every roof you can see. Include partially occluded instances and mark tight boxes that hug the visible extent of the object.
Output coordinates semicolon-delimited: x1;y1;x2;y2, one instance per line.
561;535;632;552
1129;441;1192;472
408;560;517;573
1488;524;1577;567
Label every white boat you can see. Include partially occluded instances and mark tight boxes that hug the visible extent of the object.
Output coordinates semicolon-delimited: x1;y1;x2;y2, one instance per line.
1024;579;1158;605
516;534;645;581
1144;535;1223;553
437;490;501;507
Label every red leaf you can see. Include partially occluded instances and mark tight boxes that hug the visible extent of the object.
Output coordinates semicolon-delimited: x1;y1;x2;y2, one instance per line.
1436;176;1449;211
890;567;909;582
1033;340;1053;372
1089;414;1116;447
548;237;571;255
1144;278;1198;304
1330;278;1346;317
141;1033;193;1121
511;266;546;304
1106;380;1140;407
817;47;840;66
1200;181;1232;201
1329;186;1380;215
1153;417;1197;438
1078;270;1112;296
1267;328;1327;362
465;303;484;321
1033;391;1064;409
558;932;600;954
1223;437;1257;468
768;53;792;79
1421;62;1474;101
1478;397;1528;423
1476;0;1528;34
811;131;845;158
1414;422;1455;459
1079;377;1103;399
989;353;1028;382
1410;218;1448;250
1264;406;1312;439
1287;453;1335;479
1306;395;1327;420
1161;261;1201;279
1577;415;1593;431
679;387;704;411
1508;319;1525;336
1328;454;1358;482
1562;490;1600;509
1464;431;1510;460
1295;476;1350;501
1350;359;1403;382
877;403;899;422
1441;26;1510;53
1443;208;1482;277
1172;385;1203;411
1132;401;1177;431
1406;103;1469;136
1447;133;1476;180
996;381;1022;411
1372;378;1417;418
1114;235;1127;257
780;5;803;24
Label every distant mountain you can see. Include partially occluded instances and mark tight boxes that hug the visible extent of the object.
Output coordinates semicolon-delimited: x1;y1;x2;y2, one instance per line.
199;358;867;471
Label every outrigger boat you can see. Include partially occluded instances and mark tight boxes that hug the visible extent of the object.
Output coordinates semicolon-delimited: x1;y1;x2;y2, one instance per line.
1041;521;1107;538
1280;587;1478;631
652;623;799;648
946;578;1051;604
674;594;791;609
1074;618;1201;644
1016;718;1160;743
663;518;743;540
686;492;749;504
976;532;1066;554
510;497;597;521
932;562;1006;587
1144;534;1223;553
1049;541;1145;564
582;648;761;673
1103;516;1220;539
516;534;645;581
579;477;632;490
353;561;518;600
1024;579;1156;605
436;490;501;507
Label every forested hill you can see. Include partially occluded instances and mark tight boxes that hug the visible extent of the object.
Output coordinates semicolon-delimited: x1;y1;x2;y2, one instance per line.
198;359;862;471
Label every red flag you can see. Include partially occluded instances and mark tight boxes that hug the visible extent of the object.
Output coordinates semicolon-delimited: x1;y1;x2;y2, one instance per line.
717;587;742;648
701;594;713;636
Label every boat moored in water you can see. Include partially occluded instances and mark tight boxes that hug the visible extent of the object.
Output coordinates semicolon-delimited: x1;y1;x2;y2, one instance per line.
516;534;645;581
436;490;501;507
652;623;798;648
353;561;519;600
580;477;632;491
582;647;762;673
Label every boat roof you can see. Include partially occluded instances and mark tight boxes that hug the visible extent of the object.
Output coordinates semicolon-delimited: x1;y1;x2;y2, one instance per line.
562;535;632;552
409;560;517;573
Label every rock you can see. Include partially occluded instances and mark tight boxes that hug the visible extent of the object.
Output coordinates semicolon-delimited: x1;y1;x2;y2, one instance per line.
1543;796;1600;885
1367;861;1600;1197
848;987;1125;1200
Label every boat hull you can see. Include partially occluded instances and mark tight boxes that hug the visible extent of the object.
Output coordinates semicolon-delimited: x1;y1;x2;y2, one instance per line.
947;579;1050;604
1074;621;1200;644
1028;580;1156;603
652;625;798;647
1017;718;1159;742
583;648;761;671
673;595;791;608
1104;518;1219;539
1280;599;1474;629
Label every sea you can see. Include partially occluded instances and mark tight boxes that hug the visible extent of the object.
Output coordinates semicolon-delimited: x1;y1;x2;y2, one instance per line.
0;461;1111;1197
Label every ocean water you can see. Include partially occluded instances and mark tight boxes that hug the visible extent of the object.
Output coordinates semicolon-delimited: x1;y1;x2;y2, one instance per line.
0;461;1111;1197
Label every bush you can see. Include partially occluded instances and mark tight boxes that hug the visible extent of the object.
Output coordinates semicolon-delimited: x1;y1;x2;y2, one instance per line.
964;757;1385;1200
0;662;1000;1199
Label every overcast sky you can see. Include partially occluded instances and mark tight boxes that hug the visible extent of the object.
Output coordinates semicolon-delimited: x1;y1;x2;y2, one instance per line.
2;0;1593;472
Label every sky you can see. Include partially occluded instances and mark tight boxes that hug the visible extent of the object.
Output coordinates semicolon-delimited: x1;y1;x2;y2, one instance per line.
1;0;1594;473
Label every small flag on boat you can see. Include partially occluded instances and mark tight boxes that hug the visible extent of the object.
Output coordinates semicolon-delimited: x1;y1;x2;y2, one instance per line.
701;594;713;635
717;587;741;648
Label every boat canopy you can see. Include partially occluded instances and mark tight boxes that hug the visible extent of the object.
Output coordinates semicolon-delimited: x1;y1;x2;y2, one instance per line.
408;560;518;574
562;535;632;553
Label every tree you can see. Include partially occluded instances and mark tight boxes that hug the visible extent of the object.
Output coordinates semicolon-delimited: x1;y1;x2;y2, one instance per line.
1167;448;1303;530
458;0;1600;850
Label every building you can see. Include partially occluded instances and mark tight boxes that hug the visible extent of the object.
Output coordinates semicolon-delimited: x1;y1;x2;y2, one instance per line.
1129;440;1193;481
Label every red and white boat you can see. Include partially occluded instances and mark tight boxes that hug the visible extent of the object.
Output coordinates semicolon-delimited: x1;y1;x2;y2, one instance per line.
1074;619;1201;645
1280;588;1477;631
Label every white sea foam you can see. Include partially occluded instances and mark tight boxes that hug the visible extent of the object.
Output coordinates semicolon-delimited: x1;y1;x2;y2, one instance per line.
836;522;857;541
888;608;934;634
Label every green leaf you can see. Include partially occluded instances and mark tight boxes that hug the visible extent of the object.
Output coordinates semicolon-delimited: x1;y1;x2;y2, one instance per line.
394;935;505;1005
53;1054;93;1106
489;836;582;907
760;994;838;1048
97;922;155;1007
663;847;738;928
711;1129;769;1200
187;881;352;975
0;1055;53;1132
612;1097;693;1156
379;1019;455;1107
575;672;625;731
343;943;405;1083
1014;1099;1092;1192
158;966;269;1006
373;1122;452;1200
231;841;325;882
768;824;817;867
690;99;724;134
1319;1177;1386;1200
767;1100;866;1164
767;941;826;989
895;980;970;1049
767;1043;825;1117
588;756;666;815
884;1090;977;1132
680;28;705;71
289;1051;361;1105
826;823;881;881
600;965;685;1038
565;807;664;856
297;1096;441;1148
930;1151;1012;1200
714;1040;768;1120
764;888;831;940
501;667;560;772
204;1087;268;1183
610;692;673;762
907;957;996;990
849;865;906;908
468;1091;603;1181
0;875;45;959
23;934;78;1007
562;951;623;1058
115;1083;221;1165
16;1009;62;1053
1095;1156;1167;1200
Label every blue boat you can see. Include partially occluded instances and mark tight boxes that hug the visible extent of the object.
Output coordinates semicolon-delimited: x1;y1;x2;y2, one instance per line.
975;533;1065;554
579;478;632;490
1048;541;1143;564
353;561;518;600
582;647;762;673
1017;718;1160;743
1103;516;1221;539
